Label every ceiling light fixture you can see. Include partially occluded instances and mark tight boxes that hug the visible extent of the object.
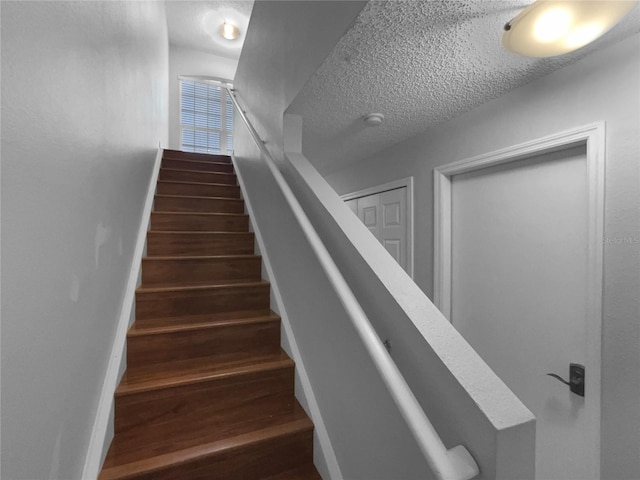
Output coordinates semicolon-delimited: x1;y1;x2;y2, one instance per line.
218;21;240;41
503;0;638;57
363;113;384;127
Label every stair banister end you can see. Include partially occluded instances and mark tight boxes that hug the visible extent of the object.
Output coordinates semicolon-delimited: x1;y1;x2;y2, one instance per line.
446;445;479;480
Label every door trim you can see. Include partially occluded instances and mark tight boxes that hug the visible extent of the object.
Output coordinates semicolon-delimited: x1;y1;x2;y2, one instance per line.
342;177;414;278
433;122;605;476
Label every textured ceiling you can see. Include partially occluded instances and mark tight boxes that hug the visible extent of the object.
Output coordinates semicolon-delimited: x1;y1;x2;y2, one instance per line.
288;0;640;174
166;0;254;59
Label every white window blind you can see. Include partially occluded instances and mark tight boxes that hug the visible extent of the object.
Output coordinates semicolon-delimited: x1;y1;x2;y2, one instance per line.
180;79;233;155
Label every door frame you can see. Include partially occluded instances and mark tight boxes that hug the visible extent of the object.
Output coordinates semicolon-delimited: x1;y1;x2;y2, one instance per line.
342;177;414;278
433;122;605;476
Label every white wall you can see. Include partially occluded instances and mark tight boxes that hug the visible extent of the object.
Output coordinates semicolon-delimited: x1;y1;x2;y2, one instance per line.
233;121;440;479
0;2;169;479
324;33;640;480
281;149;535;479
234;0;367;165
168;45;238;150
233;2;534;476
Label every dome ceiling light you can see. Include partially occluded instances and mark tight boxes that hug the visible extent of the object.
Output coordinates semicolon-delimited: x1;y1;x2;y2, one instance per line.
218;21;240;41
503;0;638;57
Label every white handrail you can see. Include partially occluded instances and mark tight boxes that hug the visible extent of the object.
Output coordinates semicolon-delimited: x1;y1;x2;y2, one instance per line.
227;87;479;480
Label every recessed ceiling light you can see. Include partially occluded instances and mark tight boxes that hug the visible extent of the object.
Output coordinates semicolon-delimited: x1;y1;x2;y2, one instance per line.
218;21;240;41
363;113;384;127
503;0;638;57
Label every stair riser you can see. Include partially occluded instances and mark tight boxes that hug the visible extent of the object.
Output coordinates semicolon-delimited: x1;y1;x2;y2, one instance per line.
154;196;244;214
128;320;281;366
159;169;236;185
135;284;270;322
156;182;241;198
142;257;262;286
150;213;249;232
163;150;232;164
161;158;234;173
130;428;314;480
146;232;255;256
115;366;294;433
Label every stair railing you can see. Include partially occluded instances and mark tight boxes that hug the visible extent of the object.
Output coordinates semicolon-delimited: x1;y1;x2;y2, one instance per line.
226;86;480;480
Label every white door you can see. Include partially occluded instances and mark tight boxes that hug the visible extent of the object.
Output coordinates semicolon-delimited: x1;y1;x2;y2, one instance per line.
346;187;409;273
449;145;598;480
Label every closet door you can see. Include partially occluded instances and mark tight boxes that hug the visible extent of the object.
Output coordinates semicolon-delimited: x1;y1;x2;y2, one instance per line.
352;188;408;273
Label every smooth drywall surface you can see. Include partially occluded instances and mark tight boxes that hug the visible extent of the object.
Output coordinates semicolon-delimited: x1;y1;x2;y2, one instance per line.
168;45;238;150
282;151;535;479
233;123;437;480
324;34;640;480
234;0;366;164
1;2;169;479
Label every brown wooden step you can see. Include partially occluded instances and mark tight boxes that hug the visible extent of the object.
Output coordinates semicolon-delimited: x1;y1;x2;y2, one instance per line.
146;231;255;257
150;212;249;232
135;282;271;323
141;255;261;286
154;194;244;214
159;168;236;185
156;180;241;198
163;149;232;164
117;348;291;396
161;157;234;173
262;465;323;480
127;316;281;367
99;407;314;480
115;352;295;433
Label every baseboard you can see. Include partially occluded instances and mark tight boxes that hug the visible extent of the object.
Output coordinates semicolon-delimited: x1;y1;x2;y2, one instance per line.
81;147;164;479
232;155;343;480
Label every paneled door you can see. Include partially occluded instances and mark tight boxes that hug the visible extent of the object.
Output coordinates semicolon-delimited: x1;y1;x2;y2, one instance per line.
344;186;410;274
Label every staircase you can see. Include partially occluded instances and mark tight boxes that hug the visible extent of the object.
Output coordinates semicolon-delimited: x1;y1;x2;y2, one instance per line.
99;150;321;480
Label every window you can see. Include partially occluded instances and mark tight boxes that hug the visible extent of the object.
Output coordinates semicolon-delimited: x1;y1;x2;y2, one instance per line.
179;79;233;154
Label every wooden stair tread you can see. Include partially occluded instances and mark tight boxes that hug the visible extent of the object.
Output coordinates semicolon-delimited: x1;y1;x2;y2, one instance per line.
140;278;260;288
128;312;280;336
262;465;323;480
153;195;244;213
162;159;232;167
163;149;231;163
155;181;241;200
148;230;253;235
142;254;259;261
148;230;252;235
136;280;268;294
155;193;243;202
157;179;238;188
160;167;236;177
100;399;311;474
152;210;246;217
116;350;293;396
140;255;261;287
129;310;279;330
145;231;255;256
162;157;232;167
158;171;236;186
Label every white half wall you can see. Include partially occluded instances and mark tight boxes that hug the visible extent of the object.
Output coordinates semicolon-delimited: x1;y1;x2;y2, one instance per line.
168;45;239;150
233;105;440;480
281;149;535;480
324;33;640;480
0;2;169;478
